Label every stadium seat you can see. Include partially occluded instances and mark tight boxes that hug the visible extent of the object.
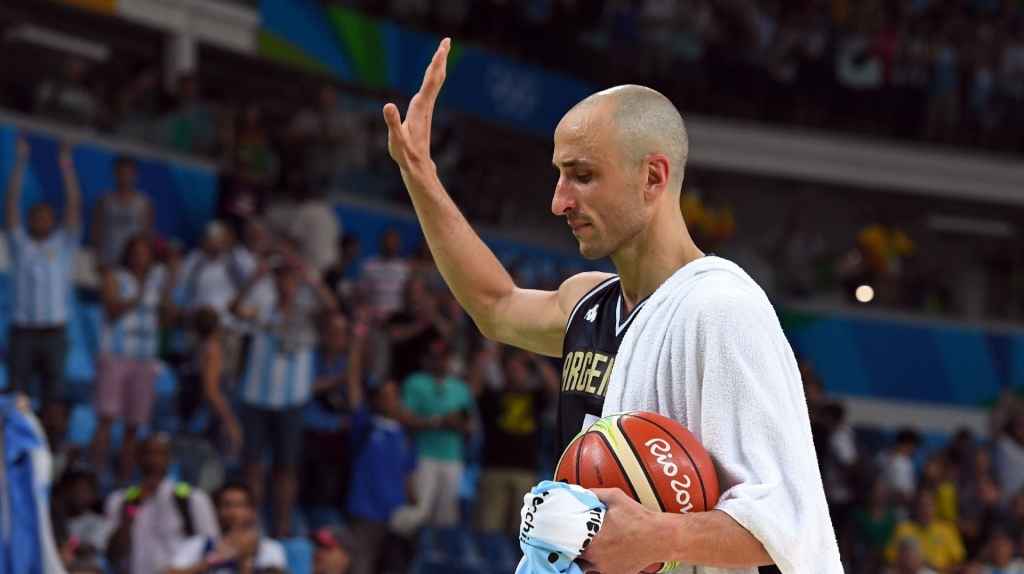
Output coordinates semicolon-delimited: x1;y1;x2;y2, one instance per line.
281;538;314;574
476;532;519;574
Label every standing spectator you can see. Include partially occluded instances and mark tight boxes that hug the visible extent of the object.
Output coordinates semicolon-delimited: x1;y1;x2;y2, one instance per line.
299;312;364;529
401;341;476;528
105;434;218;574
167;479;288;574
958;465;1003;559
387;275;454;383
280;184;340;274
357;228;411;321
311;525;354;574
345;334;420;574
117;66;161;126
231;258;338;537
4;137;81;406
851;481;899;574
923;27;962;143
858;217;915;284
287;84;368;190
469;345;559;536
991;389;1024;504
885;488;966;573
91;236;169;484
977;530;1024;574
877;428;923;506
177;221;250;377
91;155;154;269
322;234;363;307
166;75;217;156
33;57;103;127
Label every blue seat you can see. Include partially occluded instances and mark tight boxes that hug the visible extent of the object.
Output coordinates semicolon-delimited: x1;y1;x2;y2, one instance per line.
476;532;518;574
281;538;313;574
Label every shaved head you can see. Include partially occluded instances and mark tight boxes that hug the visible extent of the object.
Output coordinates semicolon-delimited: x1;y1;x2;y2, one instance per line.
568;85;689;190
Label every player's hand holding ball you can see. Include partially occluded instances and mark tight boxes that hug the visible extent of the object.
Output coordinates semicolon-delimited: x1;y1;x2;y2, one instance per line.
556;412;720;574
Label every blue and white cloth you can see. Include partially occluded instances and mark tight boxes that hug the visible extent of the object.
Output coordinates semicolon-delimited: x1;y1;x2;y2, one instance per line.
100;266;166;359
9;226;79;328
516;481;605;574
238;308;316;410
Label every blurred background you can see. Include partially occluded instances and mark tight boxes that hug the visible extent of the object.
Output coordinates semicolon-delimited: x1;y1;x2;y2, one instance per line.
0;0;1023;573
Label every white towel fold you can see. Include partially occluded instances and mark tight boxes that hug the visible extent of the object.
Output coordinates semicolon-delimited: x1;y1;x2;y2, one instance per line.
602;256;843;574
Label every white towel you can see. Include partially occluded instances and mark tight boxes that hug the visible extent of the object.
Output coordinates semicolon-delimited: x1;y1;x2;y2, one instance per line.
602;256;842;574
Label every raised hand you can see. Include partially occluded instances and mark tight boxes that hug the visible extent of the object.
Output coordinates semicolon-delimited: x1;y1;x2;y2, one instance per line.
382;38;451;176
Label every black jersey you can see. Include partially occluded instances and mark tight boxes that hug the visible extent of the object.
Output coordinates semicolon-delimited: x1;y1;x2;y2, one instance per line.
556;276;650;455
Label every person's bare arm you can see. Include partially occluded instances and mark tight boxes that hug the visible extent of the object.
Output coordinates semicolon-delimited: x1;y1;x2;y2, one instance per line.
59;141;82;232
383;39;609;356
101;270;143;321
578;489;772;574
5;137;29;232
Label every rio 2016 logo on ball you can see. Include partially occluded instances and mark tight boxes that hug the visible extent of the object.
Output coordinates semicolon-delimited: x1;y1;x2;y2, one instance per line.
555;411;721;574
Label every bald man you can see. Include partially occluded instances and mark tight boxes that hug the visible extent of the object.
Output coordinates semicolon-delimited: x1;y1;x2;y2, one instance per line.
383;40;840;574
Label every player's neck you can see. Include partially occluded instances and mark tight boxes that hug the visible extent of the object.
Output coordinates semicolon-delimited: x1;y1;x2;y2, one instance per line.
611;211;703;313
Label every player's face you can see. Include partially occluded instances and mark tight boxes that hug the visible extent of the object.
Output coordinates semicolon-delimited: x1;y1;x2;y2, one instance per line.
552;106;647;260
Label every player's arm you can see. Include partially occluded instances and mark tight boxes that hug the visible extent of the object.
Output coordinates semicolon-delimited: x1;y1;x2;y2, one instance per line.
579;489;772;573
382;39;609;356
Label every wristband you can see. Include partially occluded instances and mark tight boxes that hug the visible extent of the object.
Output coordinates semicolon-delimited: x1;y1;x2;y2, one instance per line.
124;504;140;519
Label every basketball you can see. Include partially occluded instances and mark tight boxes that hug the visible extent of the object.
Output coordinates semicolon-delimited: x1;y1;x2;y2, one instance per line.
555;411;721;573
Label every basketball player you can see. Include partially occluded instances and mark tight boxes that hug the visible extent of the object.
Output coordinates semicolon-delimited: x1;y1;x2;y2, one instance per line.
383;40;840;573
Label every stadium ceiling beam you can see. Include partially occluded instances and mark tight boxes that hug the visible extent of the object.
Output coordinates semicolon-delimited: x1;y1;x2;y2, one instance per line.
686;115;1024;206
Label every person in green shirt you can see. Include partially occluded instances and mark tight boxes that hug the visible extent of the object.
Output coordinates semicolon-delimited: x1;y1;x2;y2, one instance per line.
401;340;476;527
852;481;899;574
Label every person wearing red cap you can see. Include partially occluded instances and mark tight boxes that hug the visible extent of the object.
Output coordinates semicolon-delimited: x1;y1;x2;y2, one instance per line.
311;525;353;574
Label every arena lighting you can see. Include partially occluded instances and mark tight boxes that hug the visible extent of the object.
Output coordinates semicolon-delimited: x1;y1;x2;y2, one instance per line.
855;285;875;303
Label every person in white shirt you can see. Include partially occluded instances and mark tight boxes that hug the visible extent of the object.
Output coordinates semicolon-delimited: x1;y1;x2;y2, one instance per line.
877;428;922;507
991;390;1024;505
356;228;411;321
978;530;1024;574
105;434;218;574
166;479;287;574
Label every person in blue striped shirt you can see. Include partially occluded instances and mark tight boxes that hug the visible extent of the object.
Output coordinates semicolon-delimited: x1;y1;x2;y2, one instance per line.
4;136;82;406
230;255;338;537
91;235;171;484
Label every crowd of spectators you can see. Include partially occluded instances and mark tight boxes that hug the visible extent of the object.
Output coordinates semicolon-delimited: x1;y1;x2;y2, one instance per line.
350;0;1024;152
804;364;1024;574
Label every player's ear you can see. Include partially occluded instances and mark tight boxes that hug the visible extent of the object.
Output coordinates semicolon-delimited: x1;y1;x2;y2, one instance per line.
644;154;671;201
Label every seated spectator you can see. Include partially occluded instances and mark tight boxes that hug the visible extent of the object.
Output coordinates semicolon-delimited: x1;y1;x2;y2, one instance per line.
978;530;1024;574
298;312;366;529
877;428;922;507
851;481;899;574
231;257;338;536
287;84;368;190
346;369;419;574
401;341;476;528
91;236;171;484
881;538;938;574
311;525;354;574
33;56;104;127
4;137;81;407
357;228;411;321
166;479;288;574
105;434;218;574
885;488;966;573
51;463;110;566
91;155;155;270
469;344;559;536
387;275;453;383
991;390;1024;505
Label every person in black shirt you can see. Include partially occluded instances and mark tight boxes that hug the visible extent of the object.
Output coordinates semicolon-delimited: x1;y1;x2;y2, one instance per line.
469;343;560;536
386;274;454;382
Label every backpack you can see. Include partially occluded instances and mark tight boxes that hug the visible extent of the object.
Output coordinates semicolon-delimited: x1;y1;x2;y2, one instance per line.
123;482;196;536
